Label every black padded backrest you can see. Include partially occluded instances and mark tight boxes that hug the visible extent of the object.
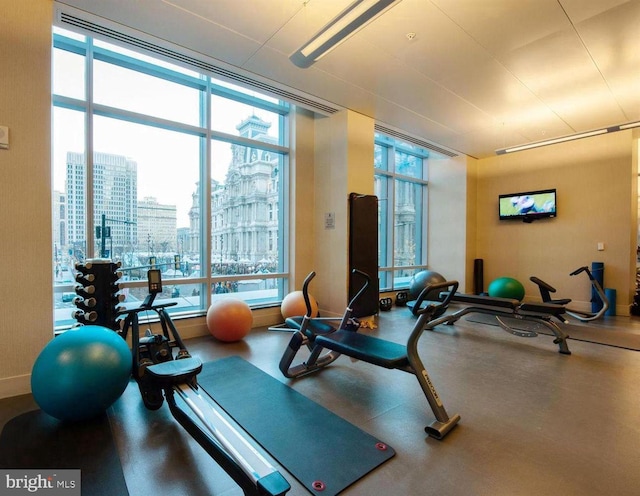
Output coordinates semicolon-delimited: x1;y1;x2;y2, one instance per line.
348;193;379;317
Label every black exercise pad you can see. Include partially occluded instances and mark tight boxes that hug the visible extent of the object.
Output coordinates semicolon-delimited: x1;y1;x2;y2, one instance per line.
465;314;640;351
0;409;129;496
197;356;395;495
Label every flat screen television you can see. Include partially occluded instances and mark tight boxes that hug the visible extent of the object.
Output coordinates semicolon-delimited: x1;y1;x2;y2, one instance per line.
498;188;557;222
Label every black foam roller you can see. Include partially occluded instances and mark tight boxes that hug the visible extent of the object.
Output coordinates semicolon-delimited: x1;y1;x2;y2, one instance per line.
474;258;484;295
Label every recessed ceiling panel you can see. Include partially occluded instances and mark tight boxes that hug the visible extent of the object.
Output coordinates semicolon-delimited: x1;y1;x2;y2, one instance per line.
159;0;305;44
429;0;571;56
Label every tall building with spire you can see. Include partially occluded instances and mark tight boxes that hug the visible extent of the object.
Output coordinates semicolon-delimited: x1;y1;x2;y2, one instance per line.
188;115;280;268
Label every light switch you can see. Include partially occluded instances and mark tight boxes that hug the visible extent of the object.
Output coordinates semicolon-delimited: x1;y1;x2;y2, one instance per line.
0;126;8;150
597;242;605;251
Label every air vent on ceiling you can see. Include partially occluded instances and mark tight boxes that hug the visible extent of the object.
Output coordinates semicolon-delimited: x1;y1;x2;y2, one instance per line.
57;10;341;116
375;124;458;157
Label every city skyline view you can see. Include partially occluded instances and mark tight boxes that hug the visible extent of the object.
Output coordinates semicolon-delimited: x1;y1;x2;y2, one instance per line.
55;113;281;260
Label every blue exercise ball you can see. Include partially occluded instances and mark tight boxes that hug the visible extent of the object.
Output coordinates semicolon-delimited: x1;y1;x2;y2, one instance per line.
31;325;131;422
408;270;447;301
488;277;525;301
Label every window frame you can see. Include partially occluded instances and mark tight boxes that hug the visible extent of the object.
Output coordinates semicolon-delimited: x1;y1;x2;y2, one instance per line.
52;27;291;330
374;133;430;291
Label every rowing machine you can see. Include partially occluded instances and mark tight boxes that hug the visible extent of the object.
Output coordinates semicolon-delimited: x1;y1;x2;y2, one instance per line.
120;269;290;496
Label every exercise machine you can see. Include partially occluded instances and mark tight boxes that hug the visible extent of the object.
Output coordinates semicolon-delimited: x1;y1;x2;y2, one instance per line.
119;269;290;496
426;293;572;355
278;270;461;440
530;266;609;322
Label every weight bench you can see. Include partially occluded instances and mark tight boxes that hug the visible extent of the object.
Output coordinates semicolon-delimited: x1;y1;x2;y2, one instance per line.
279;270;461;440
421;293;571;355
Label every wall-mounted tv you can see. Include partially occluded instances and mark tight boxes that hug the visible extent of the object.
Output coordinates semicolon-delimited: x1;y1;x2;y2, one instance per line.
498;188;557;222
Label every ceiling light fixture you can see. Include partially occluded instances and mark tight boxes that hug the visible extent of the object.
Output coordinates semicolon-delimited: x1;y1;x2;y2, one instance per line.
290;0;403;69
619;121;640;130
496;120;640;155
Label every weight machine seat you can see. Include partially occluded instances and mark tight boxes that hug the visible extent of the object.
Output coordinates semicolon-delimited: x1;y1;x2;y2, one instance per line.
146;357;203;386
315;330;408;370
518;302;566;316
447;293;567;317
285;316;335;335
446;292;520;309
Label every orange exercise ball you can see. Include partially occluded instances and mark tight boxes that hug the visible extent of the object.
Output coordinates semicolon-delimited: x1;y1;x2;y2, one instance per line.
281;291;319;319
206;298;253;342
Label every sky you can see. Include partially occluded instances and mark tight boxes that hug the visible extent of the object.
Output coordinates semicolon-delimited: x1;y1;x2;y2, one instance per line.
52;36;280;228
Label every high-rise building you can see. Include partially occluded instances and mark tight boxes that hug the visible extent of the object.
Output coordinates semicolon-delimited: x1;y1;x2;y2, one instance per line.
52;190;66;251
137;196;178;253
66;151;138;259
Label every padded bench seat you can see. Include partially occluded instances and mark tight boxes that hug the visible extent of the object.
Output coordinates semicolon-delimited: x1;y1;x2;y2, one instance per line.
518;302;566;316
146;356;203;385
315;330;409;369
446;293;520;309
285;316;335;335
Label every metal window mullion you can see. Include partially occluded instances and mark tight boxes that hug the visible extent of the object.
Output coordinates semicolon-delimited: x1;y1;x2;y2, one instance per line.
422;184;429;266
85;37;96;259
53;95;88;112
420;155;428;266
279;145;290;298
210;84;289;116
93;48;207;90
203;78;213;308
386;146;396;288
281;110;290;283
92;103;207;137
209;130;289;155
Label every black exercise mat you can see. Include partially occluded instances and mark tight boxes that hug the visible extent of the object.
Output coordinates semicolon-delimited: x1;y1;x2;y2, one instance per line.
0;409;129;496
198;356;395;495
466;314;640;351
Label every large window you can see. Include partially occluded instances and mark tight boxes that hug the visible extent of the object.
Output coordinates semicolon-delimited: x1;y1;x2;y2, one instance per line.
52;27;290;329
374;133;429;291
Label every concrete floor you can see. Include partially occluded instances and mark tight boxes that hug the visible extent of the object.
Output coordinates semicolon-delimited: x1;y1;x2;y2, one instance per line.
2;307;640;495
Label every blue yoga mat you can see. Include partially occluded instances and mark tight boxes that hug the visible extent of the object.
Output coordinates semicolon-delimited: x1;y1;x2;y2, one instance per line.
197;356;395;495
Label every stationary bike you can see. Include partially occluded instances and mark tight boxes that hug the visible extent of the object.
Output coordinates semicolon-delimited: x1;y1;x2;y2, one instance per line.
530;266;609;322
119;270;290;496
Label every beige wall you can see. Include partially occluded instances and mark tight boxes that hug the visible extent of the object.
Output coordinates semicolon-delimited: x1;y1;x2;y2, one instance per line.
289;107;317;291
313;110;374;316
0;0;54;397
475;131;637;315
428;154;478;292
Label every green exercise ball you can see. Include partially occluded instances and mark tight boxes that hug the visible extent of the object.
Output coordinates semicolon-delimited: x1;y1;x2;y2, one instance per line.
488;277;525;301
31;325;131;422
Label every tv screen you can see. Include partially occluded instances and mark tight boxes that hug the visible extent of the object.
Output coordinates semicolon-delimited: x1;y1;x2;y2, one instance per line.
499;188;556;222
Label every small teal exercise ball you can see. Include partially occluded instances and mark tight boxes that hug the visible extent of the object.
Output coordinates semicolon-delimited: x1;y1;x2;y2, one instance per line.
488;277;525;301
31;325;131;422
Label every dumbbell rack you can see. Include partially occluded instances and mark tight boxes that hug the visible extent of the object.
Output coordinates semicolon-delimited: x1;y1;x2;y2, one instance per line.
73;258;123;330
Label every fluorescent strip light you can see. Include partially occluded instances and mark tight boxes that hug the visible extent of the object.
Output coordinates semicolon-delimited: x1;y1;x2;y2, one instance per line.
496;120;640;155
290;0;402;68
496;129;608;155
619;121;640;130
